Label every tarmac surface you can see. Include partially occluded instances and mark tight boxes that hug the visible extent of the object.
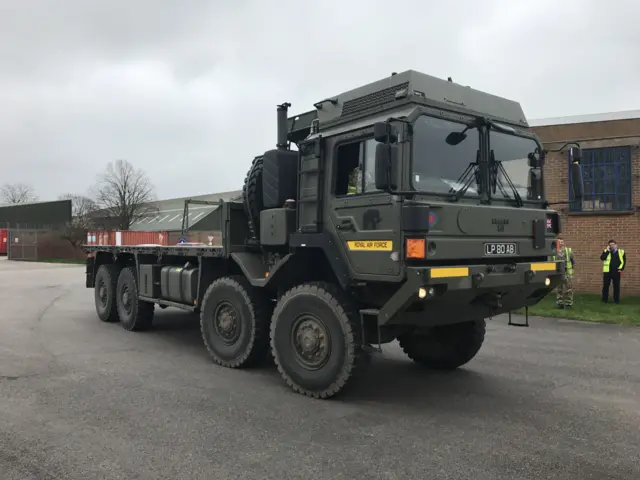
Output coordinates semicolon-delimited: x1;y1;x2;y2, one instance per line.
1;257;639;480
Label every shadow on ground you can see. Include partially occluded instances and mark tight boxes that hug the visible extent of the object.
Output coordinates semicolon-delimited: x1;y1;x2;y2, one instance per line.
143;309;524;413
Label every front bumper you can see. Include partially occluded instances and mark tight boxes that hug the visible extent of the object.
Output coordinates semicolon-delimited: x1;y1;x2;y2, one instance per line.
378;260;564;326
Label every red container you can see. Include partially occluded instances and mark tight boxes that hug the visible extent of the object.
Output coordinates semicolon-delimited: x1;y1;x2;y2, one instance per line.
0;228;7;254
98;231;115;246
116;230;169;246
85;231;116;246
85;230;169;246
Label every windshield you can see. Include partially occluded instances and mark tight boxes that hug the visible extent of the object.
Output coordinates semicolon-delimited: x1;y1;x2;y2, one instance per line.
411;115;480;196
490;130;540;201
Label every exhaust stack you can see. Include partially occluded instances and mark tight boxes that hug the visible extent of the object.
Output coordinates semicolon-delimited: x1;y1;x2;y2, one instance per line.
277;102;291;150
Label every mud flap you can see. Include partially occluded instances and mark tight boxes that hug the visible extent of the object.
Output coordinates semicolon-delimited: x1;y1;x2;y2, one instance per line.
85;256;95;288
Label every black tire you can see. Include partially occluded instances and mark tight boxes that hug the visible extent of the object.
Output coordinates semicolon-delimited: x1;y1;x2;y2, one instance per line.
200;275;272;368
270;282;370;399
94;264;121;323
398;319;486;370
242;156;264;241
116;266;154;331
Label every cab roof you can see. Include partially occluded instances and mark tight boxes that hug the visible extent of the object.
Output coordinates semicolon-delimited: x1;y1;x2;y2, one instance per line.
287;70;528;143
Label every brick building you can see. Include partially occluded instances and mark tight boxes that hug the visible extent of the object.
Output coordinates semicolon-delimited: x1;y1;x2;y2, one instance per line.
529;110;640;296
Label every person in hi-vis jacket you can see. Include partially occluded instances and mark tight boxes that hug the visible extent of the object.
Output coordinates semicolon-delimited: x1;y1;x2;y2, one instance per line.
601;239;626;304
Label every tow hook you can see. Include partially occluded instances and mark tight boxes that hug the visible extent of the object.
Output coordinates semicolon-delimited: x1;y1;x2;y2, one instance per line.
474;292;503;309
486;293;503;309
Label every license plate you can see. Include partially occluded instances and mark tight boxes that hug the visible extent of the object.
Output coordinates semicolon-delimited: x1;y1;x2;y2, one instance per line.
484;242;517;256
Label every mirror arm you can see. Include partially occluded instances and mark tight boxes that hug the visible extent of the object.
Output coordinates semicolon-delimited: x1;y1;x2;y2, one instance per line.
386;116;412;127
545;141;582;154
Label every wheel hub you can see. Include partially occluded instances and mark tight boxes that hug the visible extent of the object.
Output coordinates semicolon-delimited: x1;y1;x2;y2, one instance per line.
121;286;132;313
214;302;240;344
292;316;331;370
98;283;108;305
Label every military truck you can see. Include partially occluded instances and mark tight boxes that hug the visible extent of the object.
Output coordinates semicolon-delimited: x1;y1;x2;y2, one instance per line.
83;70;584;399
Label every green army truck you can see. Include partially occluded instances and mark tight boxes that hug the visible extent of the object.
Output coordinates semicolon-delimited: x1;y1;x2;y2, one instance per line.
83;70;584;399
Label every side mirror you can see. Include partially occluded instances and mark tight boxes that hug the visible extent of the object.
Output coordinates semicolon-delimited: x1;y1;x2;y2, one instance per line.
373;121;398;143
528;150;545;168
374;122;388;143
375;143;399;191
445;132;467;146
528;168;543;200
570;162;583;200
569;146;583;200
569;146;582;163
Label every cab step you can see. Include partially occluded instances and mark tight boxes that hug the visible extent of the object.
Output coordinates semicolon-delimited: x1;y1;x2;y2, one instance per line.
508;307;530;327
359;308;383;352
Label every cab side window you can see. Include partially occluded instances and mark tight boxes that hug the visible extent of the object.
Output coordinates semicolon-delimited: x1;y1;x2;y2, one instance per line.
334;138;380;196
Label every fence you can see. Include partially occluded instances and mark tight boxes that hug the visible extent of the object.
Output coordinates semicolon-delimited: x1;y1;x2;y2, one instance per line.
7;228;86;261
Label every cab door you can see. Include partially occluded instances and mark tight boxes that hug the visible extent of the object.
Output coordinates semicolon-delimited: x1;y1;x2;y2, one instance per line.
324;132;402;281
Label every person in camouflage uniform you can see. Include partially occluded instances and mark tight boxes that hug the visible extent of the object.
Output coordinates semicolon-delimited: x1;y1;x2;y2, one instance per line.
553;236;576;309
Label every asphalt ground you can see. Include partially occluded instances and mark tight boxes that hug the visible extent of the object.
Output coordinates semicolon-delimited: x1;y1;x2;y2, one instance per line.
1;257;639;480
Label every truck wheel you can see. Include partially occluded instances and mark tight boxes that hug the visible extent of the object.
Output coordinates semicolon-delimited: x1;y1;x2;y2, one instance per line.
94;264;121;323
242;156;263;241
398;319;486;370
200;275;271;368
270;282;370;399
116;266;154;331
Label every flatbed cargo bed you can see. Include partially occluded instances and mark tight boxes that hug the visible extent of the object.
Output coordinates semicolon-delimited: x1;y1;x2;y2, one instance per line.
84;244;225;257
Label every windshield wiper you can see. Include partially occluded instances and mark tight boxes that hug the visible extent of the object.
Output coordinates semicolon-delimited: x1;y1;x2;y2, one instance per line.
448;151;482;202
490;151;524;207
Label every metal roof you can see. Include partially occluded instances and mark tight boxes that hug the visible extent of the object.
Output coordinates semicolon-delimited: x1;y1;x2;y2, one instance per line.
0;199;69;208
143;190;241;211
529;109;640;127
129;190;242;232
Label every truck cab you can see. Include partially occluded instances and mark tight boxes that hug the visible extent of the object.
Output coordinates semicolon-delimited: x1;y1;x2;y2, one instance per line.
249;70;582;329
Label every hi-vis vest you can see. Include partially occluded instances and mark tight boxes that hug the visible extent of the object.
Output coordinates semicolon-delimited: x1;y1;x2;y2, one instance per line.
347;167;359;195
603;248;625;273
553;247;573;276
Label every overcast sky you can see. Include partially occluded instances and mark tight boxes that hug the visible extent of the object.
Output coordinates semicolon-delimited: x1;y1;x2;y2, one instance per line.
1;0;638;202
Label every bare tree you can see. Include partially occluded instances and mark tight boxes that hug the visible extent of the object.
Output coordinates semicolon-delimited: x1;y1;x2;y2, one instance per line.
58;194;98;228
0;183;38;204
93;159;156;230
56;194;99;248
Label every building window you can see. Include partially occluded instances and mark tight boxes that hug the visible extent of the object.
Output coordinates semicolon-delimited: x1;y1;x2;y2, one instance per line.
569;146;632;212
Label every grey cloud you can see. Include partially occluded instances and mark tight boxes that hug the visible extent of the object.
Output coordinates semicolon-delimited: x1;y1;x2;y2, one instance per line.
1;0;639;201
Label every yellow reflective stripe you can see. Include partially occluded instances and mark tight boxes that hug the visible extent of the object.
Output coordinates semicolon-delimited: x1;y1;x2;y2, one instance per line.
530;262;556;272
429;267;469;278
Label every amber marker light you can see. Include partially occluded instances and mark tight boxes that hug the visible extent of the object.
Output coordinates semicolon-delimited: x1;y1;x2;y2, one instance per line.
406;238;426;259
